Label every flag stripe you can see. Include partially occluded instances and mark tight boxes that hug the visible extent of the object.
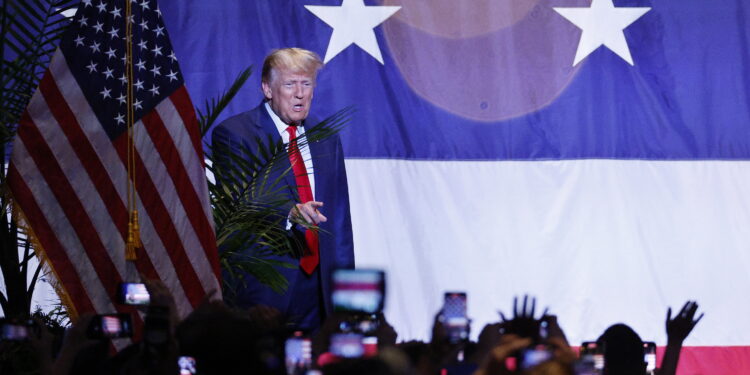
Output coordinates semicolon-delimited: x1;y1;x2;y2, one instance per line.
154;98;213;222
47;51;195;315
27;84;129;284
16;115;124;300
165;90;222;278
112;135;207;307
170;86;205;169
129;112;217;296
141;109;218;275
10;139;117;316
7;165;95;315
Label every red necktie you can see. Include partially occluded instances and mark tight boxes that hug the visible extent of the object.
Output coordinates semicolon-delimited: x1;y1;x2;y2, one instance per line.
287;125;319;274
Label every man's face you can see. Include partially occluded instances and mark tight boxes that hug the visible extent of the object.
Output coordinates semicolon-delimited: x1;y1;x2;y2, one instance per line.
262;67;315;125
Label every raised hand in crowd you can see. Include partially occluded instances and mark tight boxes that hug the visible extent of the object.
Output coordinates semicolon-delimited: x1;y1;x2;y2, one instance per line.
658;300;703;375
499;295;548;341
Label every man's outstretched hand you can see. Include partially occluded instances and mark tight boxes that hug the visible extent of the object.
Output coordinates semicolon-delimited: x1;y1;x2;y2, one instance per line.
666;300;703;344
291;201;327;225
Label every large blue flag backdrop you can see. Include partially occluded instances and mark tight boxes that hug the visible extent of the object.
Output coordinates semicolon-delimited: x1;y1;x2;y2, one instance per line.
160;1;750;372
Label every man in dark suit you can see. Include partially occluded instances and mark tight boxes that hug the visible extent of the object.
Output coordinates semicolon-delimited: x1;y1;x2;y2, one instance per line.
212;48;354;330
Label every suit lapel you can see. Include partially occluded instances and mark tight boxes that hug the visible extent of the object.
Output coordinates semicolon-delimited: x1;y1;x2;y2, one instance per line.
256;104;301;202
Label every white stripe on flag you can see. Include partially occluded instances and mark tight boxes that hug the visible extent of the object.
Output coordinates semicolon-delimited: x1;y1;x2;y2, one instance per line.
347;158;750;346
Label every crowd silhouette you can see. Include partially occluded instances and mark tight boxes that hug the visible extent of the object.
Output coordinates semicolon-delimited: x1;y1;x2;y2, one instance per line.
0;278;703;375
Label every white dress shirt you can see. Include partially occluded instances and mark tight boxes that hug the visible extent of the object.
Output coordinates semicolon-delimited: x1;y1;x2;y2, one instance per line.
265;102;316;199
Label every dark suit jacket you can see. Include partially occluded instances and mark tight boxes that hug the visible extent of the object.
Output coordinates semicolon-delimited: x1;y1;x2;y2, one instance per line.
211;102;354;314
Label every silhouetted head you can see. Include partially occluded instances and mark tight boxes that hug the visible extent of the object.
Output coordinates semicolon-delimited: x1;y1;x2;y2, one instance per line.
597;324;647;375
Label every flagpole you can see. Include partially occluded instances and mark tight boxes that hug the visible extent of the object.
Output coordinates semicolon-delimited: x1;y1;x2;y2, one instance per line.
125;0;141;263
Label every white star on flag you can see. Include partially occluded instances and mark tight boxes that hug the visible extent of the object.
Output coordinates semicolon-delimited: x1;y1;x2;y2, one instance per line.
305;0;401;64
554;0;650;66
99;87;111;99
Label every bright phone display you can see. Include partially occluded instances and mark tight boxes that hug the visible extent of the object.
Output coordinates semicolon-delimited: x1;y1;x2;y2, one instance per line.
331;269;385;313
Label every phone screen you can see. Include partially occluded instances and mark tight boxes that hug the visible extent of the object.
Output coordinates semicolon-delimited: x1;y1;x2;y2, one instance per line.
178;356;197;375
1;323;30;341
580;341;604;370
330;333;364;358
643;341;657;372
519;344;554;370
443;292;468;343
118;282;150;305
88;314;133;339
331;269;385;313
285;334;312;375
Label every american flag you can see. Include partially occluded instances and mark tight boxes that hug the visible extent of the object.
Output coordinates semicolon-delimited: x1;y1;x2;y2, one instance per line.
8;0;220;324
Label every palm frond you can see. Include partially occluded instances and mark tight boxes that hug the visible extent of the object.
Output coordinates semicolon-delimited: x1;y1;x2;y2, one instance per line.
197;66;253;136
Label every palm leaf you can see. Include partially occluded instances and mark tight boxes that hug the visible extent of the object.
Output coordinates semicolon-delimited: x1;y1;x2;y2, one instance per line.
197;66;253;136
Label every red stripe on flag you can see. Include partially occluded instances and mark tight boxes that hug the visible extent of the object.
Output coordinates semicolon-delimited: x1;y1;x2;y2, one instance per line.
17;113;125;299
38;74;160;282
112;135;206;307
7;165;96;315
170;86;204;165
672;346;750;375
141;109;218;273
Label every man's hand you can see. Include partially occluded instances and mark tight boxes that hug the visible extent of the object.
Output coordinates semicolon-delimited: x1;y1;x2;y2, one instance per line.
291;201;327;225
666;300;703;344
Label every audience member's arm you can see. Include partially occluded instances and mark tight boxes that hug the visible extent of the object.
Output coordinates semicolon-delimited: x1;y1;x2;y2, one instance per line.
28;319;54;375
657;301;703;375
473;334;531;375
49;314;96;375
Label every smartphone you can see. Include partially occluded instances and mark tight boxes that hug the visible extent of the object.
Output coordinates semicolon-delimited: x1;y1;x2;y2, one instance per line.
519;344;554;370
329;333;364;358
117;282;150;305
331;269;385;314
87;313;133;339
0;319;33;341
643;341;657;373
362;336;378;357
443;292;469;343
285;332;312;375
580;341;604;370
577;341;604;374
178;356;197;375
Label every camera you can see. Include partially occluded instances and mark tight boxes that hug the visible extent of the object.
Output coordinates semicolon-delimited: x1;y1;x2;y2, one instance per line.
576;341;604;375
442;292;469;343
285;332;312;375
178;356;197;375
87;313;133;339
519;344;554;370
329;332;365;358
0;319;36;341
117;282;150;305
331;269;385;314
643;341;657;374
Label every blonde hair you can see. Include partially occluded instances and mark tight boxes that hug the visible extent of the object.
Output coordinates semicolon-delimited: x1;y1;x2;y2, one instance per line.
261;48;323;84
